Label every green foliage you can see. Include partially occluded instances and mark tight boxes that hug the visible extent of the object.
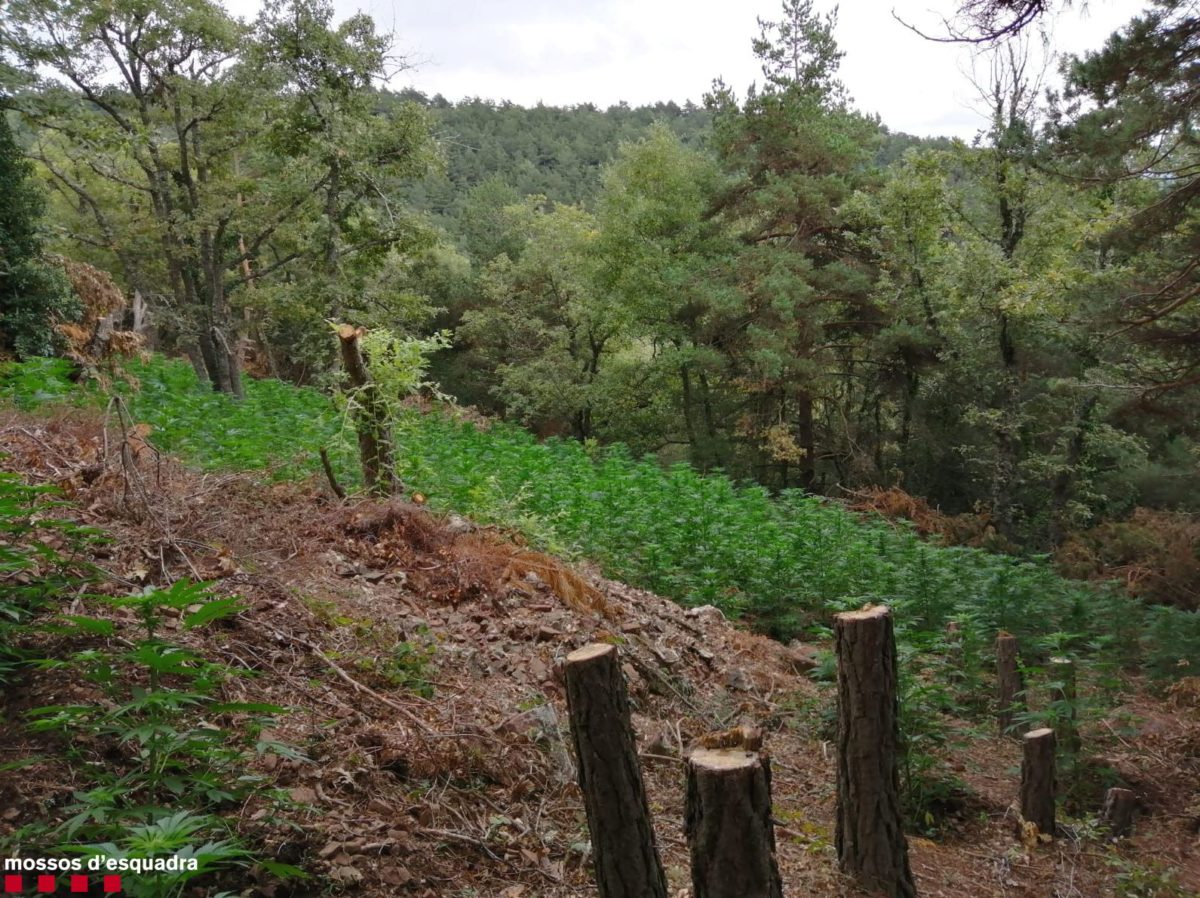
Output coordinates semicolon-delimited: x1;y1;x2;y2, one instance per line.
125;357;338;478
11;355;1200;681
1109;856;1191;898
13;355;1192;684
0;472;100;684
357;328;453;402
0;112;77;358
22;579;288;886
0;357;81;408
379;632;438;698
393;93;715;219
0;409;301;891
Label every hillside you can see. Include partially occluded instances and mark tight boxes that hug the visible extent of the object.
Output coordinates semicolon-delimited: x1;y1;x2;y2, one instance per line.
387;90;952;220
2;369;1199;897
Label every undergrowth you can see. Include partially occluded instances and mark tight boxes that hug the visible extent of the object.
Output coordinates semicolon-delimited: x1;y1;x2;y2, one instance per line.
4;354;1197;681
0;465;304;896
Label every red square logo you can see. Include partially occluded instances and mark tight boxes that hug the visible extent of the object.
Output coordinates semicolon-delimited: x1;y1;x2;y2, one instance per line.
37;876;56;893
103;875;122;893
70;874;89;893
3;876;21;894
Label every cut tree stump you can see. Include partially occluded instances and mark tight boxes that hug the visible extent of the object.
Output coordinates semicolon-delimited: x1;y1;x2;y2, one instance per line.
1048;656;1080;756
564;643;668;898
834;606;917;898
996;632;1024;735
336;324;398;497
1100;787;1137;839
685;748;782;898
1020;727;1057;838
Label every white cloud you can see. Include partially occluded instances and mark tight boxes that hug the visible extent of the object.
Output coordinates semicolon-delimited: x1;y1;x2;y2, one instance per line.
228;0;1152;136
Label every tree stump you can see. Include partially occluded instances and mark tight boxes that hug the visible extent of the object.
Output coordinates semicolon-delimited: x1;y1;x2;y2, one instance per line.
996;632;1024;734
834;606;917;898
1020;728;1056;838
1048;656;1080;756
685;748;782;898
564;643;668;898
1100;787;1137;839
336;324;398;497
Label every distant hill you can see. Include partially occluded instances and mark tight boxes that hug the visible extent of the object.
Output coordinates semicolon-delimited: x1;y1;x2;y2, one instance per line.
384;90;955;217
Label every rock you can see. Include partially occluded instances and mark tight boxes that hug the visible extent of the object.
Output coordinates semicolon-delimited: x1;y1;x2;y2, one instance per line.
380;865;413;886
445;514;473;534
651;644;681;666
528;656;549;682
536;625;564;642
289;786;317;804
786;641;822;673
685;604;725;623
527;704;576;784
623;662;645;695
329;865;363;885
466;650;490;678
723;667;752;691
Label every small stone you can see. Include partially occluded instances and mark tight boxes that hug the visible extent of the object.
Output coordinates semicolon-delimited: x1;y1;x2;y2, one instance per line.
289;786;317;804
446;514;473;534
786;641;822;673
723;667;752;691
329;865;363;885
651;645;681;666
685;604;725;623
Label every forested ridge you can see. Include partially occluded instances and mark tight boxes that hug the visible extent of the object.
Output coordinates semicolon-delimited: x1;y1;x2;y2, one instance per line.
1;0;1199;896
5;0;1193;566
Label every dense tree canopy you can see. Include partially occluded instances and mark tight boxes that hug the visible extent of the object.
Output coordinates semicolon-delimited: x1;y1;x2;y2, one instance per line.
1;0;1195;556
0;109;75;358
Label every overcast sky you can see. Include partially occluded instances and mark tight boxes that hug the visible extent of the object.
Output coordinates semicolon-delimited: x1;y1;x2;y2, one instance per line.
230;0;1151;138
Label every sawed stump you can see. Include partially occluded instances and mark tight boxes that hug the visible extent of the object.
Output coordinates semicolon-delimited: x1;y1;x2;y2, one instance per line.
685;748;782;898
564;643;668;898
834;605;917;898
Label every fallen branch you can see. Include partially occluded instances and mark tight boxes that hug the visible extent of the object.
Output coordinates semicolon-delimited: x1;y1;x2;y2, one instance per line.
268;627;432;734
319;447;346;500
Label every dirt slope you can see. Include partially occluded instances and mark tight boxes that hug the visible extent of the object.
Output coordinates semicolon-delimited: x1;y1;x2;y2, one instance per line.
1;408;1197;898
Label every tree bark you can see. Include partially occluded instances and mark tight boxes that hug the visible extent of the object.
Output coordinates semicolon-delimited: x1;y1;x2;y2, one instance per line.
686;748;782;898
796;389;816;491
996;632;1024;735
1100;787;1137;839
834;606;917;898
1020;727;1056;838
1048;656;1080;757
564;643;668;898
337;324;398;497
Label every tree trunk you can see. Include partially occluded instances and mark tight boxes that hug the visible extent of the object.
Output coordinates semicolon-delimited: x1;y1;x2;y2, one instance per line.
1019;727;1056;838
1100;787;1137;839
796;389;816;491
564;643;668;898
685;748;783;898
834;606;917;898
996;632;1024;735
1049;395;1099;545
337;325;398;497
1047;656;1080;757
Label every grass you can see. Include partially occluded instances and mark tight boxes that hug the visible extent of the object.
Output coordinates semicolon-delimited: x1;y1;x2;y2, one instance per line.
4;354;1198;678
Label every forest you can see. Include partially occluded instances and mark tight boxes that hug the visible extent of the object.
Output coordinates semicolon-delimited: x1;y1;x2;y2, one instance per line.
0;0;1198;896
